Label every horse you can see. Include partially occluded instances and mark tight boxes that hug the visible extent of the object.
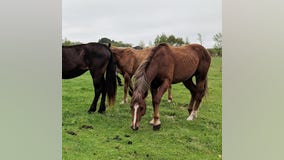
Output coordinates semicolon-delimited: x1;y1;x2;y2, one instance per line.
130;43;211;130
110;46;173;104
133;46;143;50
62;42;117;113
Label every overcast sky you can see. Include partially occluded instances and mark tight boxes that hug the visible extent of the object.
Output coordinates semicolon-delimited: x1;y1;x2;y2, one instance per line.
62;0;221;48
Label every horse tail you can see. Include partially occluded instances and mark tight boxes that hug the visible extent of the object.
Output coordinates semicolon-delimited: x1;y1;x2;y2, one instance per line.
191;44;211;97
200;45;210;97
106;52;117;106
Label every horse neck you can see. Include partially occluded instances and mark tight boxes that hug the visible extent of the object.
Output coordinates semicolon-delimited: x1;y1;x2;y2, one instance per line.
134;61;158;94
144;58;158;84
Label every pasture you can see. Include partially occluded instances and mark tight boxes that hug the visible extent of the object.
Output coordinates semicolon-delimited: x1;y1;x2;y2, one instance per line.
62;57;222;159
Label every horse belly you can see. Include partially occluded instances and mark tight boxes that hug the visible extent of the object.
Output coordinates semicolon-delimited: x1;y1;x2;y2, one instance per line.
172;54;199;83
62;69;87;79
172;70;195;83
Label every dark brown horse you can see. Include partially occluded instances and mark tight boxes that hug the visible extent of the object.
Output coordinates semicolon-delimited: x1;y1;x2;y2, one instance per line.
130;43;211;130
62;42;117;113
111;46;173;104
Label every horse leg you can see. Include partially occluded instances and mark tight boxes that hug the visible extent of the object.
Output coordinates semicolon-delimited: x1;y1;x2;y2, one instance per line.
88;78;102;113
183;77;197;120
149;88;157;125
150;80;170;130
187;76;207;121
98;77;107;113
121;73;130;104
187;97;197;121
88;70;104;113
167;84;173;102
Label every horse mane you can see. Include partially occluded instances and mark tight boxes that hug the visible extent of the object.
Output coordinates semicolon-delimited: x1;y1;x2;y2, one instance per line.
134;43;169;79
131;43;169;103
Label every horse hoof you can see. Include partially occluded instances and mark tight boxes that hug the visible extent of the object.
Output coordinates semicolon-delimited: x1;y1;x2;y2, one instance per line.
153;124;161;131
186;116;194;121
88;110;95;114
167;99;172;103
98;110;105;114
187;111;197;121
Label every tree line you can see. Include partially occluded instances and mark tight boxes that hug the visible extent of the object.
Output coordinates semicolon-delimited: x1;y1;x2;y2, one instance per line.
62;33;222;56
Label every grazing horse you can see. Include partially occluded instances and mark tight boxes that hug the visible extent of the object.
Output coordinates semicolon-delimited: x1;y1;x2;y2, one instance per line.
110;46;173;104
130;43;211;130
62;42;117;113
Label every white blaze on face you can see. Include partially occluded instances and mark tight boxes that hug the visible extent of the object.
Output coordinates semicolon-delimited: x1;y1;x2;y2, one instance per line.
132;104;139;127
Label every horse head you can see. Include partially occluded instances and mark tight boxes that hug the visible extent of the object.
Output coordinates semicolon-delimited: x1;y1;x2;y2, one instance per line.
130;92;147;130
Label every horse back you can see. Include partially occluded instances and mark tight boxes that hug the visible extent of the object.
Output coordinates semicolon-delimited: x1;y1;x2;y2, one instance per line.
169;46;199;83
132;48;152;71
62;43;112;79
152;44;206;83
111;47;152;76
62;45;89;79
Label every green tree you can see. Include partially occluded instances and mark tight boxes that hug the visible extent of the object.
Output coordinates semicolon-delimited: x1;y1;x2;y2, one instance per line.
154;33;185;46
98;37;112;44
98;37;132;47
213;33;222;56
155;33;168;44
175;37;184;46
167;35;176;45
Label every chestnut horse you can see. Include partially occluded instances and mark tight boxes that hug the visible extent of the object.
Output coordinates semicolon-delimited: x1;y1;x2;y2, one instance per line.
130;43;211;130
111;46;173;104
62;42;117;113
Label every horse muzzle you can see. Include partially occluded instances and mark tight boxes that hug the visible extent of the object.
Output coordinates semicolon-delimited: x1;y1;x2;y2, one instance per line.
131;126;139;131
131;124;139;131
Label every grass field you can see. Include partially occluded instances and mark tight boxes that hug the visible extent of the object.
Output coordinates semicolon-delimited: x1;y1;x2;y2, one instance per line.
62;57;222;160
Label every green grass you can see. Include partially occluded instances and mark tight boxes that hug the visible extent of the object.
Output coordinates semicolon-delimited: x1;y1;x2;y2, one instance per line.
62;57;222;160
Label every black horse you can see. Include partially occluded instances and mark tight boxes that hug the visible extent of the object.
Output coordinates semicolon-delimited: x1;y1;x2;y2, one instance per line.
62;42;117;113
